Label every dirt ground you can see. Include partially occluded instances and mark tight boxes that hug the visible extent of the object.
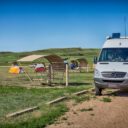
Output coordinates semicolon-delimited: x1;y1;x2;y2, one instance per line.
47;89;128;128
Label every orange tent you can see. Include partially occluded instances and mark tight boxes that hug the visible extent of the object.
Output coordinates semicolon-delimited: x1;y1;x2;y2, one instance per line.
8;66;20;74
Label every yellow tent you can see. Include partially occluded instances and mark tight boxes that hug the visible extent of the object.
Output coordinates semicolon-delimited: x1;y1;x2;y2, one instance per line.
8;66;20;74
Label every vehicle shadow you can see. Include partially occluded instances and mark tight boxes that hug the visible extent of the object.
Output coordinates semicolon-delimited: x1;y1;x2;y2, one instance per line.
68;82;91;86
42;82;92;87
104;89;128;97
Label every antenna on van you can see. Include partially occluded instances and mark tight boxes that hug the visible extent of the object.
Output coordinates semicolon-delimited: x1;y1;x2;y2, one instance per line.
124;16;127;38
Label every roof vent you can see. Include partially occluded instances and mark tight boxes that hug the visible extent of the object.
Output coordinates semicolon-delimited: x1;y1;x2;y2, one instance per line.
112;33;120;38
106;36;111;40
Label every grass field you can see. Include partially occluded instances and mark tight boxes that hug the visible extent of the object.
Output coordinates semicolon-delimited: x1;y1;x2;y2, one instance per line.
0;70;93;128
0;48;99;128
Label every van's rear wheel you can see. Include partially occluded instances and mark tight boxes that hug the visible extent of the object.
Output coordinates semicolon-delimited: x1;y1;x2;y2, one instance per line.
95;85;102;96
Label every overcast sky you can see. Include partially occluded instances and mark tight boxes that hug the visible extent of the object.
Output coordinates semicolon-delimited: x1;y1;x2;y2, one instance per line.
0;0;128;52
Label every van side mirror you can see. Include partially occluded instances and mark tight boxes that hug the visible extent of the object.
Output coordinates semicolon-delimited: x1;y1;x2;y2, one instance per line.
94;56;97;64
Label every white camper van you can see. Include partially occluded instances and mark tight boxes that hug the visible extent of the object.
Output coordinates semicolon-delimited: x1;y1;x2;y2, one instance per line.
94;33;128;95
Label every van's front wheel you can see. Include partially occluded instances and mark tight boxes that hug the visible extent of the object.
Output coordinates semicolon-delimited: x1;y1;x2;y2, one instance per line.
95;85;102;96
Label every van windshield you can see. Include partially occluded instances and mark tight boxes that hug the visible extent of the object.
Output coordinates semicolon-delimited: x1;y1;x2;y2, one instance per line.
99;48;128;62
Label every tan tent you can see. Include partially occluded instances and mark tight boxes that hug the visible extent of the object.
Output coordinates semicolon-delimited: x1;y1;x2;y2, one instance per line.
17;54;65;71
77;58;88;67
17;54;63;64
17;55;44;62
77;58;88;72
17;54;65;85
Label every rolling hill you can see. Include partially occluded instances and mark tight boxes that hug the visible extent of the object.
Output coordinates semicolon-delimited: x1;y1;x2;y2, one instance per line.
0;48;101;66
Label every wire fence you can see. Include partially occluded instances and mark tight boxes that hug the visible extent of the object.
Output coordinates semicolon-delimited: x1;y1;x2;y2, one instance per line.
0;65;94;88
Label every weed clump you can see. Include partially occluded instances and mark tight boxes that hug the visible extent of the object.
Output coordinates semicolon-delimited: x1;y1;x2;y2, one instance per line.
67;122;71;125
61;117;67;120
73;111;77;114
80;107;93;112
74;96;90;103
102;97;111;102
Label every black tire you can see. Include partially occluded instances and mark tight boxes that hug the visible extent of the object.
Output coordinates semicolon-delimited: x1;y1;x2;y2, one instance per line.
95;85;102;96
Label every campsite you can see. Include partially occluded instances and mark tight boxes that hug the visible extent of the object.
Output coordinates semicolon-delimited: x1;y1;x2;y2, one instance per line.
1;0;128;128
1;48;128;128
0;48;96;127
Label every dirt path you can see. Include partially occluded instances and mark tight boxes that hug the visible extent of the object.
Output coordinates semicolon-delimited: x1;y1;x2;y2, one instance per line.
47;90;128;128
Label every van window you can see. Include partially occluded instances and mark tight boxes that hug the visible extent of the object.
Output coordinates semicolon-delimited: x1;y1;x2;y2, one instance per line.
99;48;128;62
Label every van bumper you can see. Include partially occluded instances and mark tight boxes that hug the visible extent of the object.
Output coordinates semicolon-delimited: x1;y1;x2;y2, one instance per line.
94;78;128;89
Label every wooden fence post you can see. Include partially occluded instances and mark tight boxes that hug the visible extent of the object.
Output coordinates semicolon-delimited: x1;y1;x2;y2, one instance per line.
47;65;51;84
66;64;69;86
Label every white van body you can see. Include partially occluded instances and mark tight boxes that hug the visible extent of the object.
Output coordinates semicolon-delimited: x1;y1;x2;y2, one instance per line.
94;36;128;94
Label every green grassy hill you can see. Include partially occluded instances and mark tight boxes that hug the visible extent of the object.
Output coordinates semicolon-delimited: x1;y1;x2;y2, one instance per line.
0;48;101;66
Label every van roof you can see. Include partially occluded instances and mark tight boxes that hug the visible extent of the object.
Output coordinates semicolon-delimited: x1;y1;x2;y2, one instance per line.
103;38;128;48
